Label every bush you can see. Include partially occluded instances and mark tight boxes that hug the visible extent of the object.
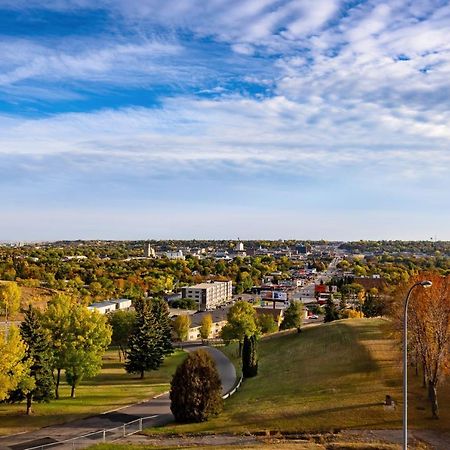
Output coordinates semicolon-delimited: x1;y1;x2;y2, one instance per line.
170;350;223;423
341;309;363;319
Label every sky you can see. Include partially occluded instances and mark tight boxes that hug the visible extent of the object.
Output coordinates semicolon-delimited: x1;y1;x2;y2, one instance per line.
1;0;450;241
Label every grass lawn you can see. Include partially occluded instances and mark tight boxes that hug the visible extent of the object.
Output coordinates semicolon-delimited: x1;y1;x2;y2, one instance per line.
147;318;450;435
0;349;186;436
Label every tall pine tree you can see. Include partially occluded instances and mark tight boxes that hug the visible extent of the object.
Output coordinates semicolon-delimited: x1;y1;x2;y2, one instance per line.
12;306;54;414
125;298;173;379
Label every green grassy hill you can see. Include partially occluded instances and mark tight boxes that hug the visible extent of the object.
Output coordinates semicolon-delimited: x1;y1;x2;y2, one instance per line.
153;318;449;434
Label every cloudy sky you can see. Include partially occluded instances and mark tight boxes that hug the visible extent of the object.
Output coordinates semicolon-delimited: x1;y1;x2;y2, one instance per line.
1;0;449;241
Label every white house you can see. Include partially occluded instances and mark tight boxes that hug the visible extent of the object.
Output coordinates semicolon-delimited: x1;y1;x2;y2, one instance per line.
88;298;132;315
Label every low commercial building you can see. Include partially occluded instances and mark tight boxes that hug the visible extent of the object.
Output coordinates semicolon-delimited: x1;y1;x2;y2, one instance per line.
182;280;232;311
88;298;132;315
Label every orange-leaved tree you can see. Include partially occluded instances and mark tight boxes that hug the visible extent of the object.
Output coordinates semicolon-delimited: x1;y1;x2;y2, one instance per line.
406;273;450;418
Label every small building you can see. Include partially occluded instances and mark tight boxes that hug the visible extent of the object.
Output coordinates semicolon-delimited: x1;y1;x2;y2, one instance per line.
88;298;132;315
182;280;232;311
164;250;185;260
185;308;230;341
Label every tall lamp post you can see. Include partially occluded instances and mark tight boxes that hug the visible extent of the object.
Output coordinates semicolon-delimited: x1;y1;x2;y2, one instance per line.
403;280;432;450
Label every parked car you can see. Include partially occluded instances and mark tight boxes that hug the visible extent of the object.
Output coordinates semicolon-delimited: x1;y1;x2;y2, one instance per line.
309;315;319;319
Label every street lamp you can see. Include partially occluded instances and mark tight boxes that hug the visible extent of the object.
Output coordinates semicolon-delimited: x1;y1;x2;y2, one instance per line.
403;280;432;450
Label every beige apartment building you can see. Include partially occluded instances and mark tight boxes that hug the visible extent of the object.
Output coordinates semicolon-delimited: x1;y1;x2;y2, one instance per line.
182;280;232;311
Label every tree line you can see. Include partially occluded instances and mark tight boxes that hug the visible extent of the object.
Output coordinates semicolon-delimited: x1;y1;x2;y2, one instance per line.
0;284;174;414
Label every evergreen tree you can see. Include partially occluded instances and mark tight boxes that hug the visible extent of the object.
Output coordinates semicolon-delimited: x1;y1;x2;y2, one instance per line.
151;297;174;356
125;298;172;378
14;306;55;414
324;297;339;322
170;350;223;423
280;301;303;333
242;334;258;378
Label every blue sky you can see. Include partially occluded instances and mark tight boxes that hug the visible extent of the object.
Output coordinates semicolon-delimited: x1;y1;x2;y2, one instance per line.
1;0;450;241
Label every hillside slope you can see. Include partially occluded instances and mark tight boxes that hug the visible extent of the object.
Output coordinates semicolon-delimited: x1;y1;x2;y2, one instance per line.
156;318;449;434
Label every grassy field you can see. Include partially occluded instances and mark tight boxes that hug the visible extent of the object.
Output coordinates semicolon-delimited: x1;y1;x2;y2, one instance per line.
0;349;186;436
147;318;450;435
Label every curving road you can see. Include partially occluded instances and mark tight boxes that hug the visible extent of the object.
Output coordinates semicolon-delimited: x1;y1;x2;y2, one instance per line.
0;345;236;450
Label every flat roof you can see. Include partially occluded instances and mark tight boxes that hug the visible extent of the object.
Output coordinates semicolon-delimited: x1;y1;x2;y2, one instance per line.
185;281;231;289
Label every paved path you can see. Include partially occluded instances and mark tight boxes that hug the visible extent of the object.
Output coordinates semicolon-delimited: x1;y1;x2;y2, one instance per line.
0;345;236;450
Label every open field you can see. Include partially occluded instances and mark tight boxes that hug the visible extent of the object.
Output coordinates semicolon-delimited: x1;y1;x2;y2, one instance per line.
0;349;186;436
146;318;450;435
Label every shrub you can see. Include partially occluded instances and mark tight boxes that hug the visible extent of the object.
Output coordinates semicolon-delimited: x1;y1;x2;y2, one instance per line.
170;350;223;422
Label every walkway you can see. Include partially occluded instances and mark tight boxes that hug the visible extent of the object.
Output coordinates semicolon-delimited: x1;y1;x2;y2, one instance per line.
0;345;237;450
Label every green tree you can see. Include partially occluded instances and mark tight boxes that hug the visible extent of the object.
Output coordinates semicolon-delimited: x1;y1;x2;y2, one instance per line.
0;281;21;320
200;314;213;341
108;310;136;361
170;298;197;310
173;314;191;341
280;301;303;333
220;301;259;355
64;308;112;398
41;294;73;398
170;350;223;423
11;306;55;414
242;334;258;378
0;326;30;401
257;313;278;334
324;297;339;323
151;298;174;356
125;298;173;379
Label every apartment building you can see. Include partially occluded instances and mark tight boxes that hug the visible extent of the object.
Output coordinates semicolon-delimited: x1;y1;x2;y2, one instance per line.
182;280;232;311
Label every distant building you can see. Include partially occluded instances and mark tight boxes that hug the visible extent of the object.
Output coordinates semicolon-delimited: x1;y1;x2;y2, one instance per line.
182;281;232;311
88;298;132;315
144;242;156;257
297;244;312;255
184;308;230;341
165;250;185;260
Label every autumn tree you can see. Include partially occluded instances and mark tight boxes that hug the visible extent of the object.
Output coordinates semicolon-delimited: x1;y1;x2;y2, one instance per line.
0;281;21;320
200;314;213;341
406;274;450;418
173;314;191;342
0;326;30;401
170;350;223;423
